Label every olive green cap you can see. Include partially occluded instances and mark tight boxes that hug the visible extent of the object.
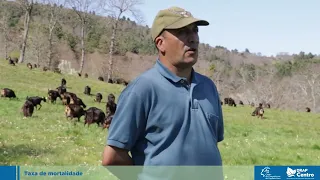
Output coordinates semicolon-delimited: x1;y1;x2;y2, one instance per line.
151;6;209;41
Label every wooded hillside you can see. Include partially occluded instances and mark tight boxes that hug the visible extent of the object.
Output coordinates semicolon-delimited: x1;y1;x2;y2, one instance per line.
1;0;320;112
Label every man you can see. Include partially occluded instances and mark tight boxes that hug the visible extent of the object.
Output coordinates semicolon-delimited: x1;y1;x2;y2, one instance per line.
102;6;224;180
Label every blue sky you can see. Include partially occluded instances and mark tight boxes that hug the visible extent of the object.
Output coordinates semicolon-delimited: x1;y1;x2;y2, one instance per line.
136;0;320;56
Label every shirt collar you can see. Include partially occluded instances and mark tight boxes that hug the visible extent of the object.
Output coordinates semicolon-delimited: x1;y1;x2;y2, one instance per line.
154;59;200;84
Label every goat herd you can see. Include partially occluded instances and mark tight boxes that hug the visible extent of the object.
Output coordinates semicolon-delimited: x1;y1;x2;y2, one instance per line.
222;97;270;119
6;56;130;85
0;78;117;130
2;57;312;125
223;96;312;118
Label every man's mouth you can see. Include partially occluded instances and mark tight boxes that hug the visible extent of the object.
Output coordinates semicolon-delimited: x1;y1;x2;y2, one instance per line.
186;48;197;52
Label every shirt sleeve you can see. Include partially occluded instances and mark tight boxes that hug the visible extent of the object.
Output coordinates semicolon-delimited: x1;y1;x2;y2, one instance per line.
106;90;148;151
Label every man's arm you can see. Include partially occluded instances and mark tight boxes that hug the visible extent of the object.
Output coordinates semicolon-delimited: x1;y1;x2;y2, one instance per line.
102;145;133;166
102;146;136;180
101;87;149;178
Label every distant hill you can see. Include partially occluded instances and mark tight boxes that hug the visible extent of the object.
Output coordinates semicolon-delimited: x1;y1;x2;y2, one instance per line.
1;1;320;112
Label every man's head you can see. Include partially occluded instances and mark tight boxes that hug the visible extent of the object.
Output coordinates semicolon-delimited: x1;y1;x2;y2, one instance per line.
151;6;209;69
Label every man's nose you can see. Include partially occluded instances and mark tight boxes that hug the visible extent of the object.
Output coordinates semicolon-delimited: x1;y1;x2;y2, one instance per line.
188;32;199;44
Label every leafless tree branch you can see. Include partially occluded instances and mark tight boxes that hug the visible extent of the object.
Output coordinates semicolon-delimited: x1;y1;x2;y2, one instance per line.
66;0;99;74
99;0;144;80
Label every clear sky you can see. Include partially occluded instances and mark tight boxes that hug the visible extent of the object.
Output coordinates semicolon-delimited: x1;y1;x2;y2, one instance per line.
136;0;320;57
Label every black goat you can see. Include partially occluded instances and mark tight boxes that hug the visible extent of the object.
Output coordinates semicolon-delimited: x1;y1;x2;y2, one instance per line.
26;96;47;110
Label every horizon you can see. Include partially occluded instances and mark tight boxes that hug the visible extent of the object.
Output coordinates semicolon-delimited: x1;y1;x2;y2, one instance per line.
138;0;320;57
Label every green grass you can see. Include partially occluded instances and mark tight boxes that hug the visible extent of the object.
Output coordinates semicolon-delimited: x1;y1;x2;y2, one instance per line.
1;60;320;179
0;61;124;167
220;106;320;166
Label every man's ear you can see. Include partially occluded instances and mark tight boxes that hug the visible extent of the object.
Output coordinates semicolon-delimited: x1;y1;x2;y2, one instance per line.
155;35;165;53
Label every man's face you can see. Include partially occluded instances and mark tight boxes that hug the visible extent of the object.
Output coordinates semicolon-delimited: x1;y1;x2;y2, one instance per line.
157;23;200;69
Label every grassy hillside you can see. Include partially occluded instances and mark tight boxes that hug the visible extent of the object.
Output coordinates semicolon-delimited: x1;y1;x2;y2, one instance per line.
1;59;319;169
0;60;125;166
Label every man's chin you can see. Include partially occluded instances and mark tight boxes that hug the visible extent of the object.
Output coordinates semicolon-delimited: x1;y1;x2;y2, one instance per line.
176;59;197;69
185;57;197;64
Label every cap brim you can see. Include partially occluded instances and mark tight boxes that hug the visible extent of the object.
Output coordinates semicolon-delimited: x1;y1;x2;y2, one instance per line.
165;17;209;30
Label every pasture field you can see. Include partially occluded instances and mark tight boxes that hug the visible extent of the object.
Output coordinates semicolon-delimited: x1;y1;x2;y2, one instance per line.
0;61;320;179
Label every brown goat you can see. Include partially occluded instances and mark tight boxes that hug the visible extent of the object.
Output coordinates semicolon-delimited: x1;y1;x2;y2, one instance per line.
61;92;77;105
21;100;34;117
252;103;264;119
1;88;17;99
84;86;91;95
48;89;61;103
65;104;85;123
84;107;105;127
257;108;264;119
98;76;104;81
306;107;311;112
27;63;32;70
103;93;117;129
61;78;67;86
94;93;103;103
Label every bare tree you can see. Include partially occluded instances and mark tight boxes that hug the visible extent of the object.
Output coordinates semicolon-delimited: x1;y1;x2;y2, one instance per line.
16;0;34;63
67;0;97;75
100;0;144;80
28;22;47;66
209;61;226;93
270;77;296;110
253;66;278;104
295;64;320;112
236;64;257;104
41;0;66;68
0;2;11;59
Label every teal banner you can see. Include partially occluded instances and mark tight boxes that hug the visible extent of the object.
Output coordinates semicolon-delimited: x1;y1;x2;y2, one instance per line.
2;165;255;180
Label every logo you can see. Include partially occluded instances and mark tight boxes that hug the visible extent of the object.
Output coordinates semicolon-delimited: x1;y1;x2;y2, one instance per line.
255;166;319;180
259;166;281;179
179;11;191;17
261;167;271;177
286;167;296;177
286;167;315;179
